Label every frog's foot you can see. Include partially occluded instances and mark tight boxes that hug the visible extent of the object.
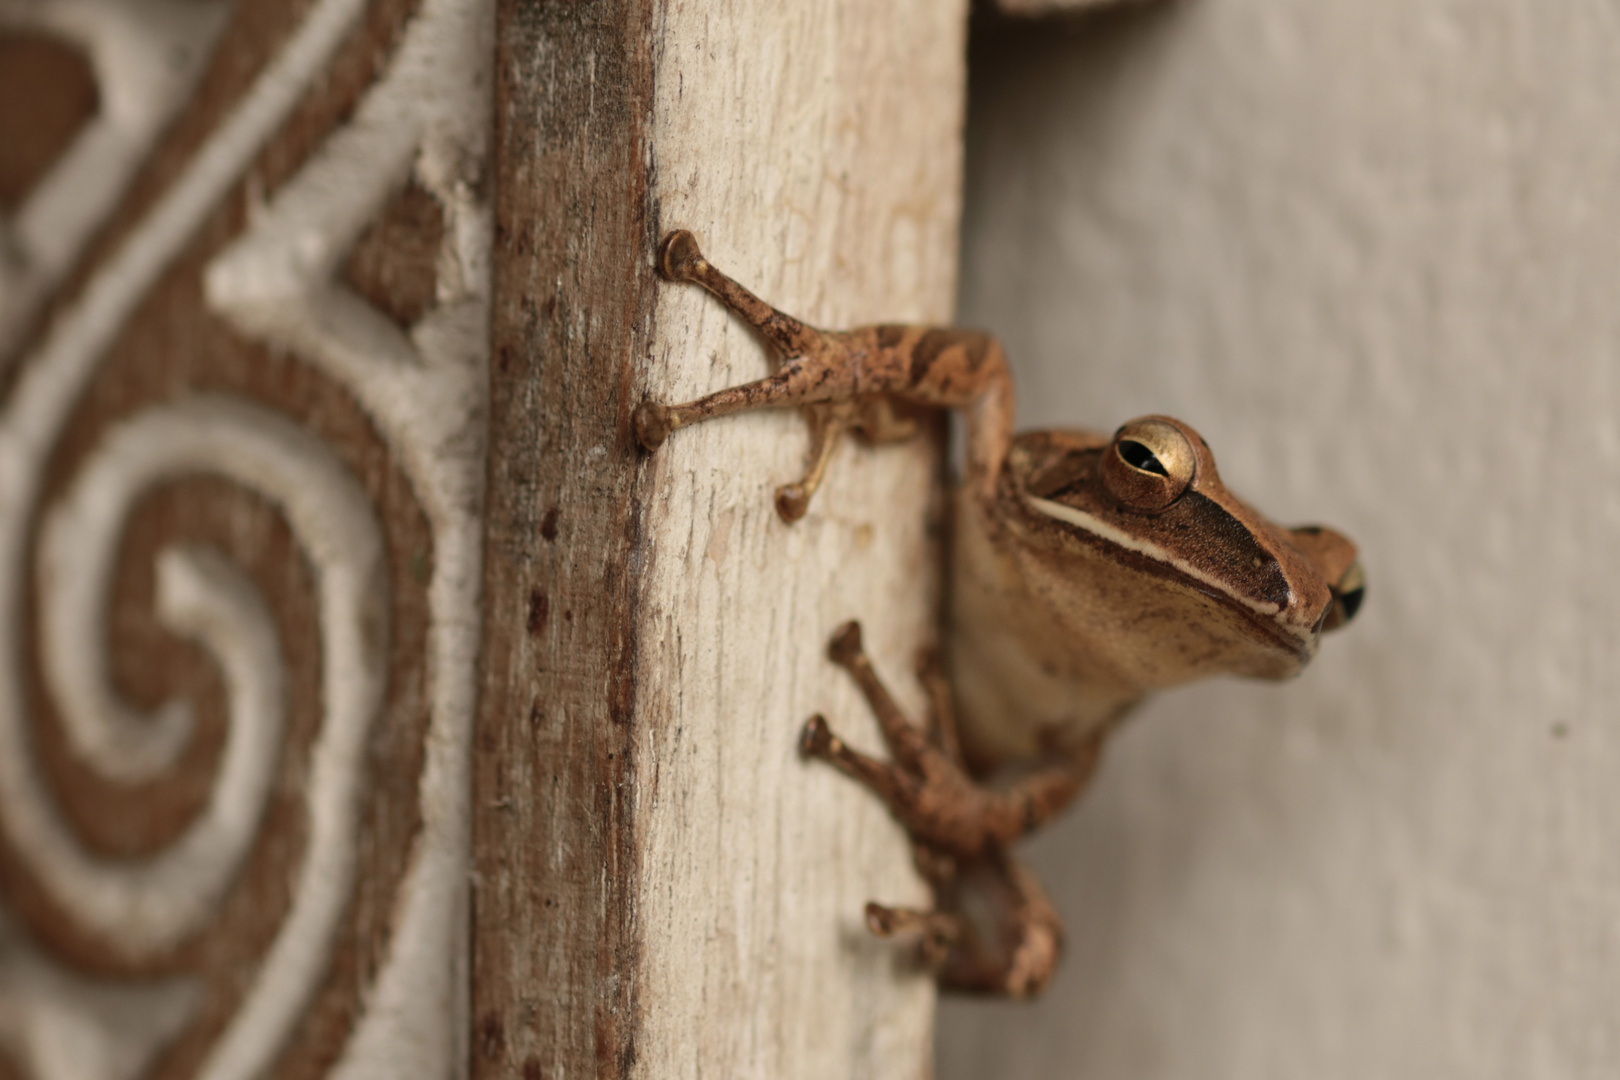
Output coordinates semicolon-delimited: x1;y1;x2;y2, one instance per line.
633;400;675;451
864;901;962;968
635;234;855;518
656;230;826;356
798;620;1097;997
636;396;844;523
657;228;705;281
936;854;1064;999
861;859;1062;999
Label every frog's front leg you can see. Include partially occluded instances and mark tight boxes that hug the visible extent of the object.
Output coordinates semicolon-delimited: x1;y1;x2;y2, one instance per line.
774;404;844;522
800;621;1100;997
637;231;1014;520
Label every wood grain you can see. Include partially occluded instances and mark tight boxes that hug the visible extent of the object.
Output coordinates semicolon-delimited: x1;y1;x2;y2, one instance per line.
478;0;967;1078
475;1;656;1076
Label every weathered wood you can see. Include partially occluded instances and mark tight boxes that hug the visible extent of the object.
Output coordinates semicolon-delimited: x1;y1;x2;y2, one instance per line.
478;1;967;1078
475;2;655;1077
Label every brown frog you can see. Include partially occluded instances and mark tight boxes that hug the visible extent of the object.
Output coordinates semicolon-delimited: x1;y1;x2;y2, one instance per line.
635;230;1364;997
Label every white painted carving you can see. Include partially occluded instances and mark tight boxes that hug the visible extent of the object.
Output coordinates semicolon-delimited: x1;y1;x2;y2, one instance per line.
207;0;493;1072
0;0;491;1076
0;0;232;366
2;396;390;1080
0;906;198;1080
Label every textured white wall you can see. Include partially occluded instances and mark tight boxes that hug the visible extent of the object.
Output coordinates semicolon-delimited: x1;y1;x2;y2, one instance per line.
940;3;1620;1078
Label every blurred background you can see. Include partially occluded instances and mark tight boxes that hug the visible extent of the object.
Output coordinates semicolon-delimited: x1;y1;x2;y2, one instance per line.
941;2;1620;1077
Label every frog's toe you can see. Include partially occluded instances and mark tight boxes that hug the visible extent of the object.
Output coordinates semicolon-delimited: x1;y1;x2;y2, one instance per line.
827;620;864;665
658;230;706;281
633;401;672;451
799;714;835;757
775;482;812;522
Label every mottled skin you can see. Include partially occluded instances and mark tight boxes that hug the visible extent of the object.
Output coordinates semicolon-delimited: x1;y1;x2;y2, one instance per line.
636;231;1363;998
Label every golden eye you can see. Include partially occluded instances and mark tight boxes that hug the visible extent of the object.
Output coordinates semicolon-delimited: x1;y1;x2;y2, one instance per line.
1100;417;1196;513
1321;559;1366;631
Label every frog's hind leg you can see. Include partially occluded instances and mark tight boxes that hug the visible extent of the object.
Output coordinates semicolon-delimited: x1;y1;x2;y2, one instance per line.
798;711;918;812
819;621;937;775
806;620;1099;855
868;851;1062;999
798;620;1090;998
914;641;964;766
861;897;963;971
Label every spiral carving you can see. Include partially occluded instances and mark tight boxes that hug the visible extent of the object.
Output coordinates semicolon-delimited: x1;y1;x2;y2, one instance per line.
0;0;232;369
0;0;492;1076
9;395;390;1080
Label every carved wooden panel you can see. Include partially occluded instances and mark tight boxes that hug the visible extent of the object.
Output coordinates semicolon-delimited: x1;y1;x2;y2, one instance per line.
2;0;967;1076
0;0;492;1077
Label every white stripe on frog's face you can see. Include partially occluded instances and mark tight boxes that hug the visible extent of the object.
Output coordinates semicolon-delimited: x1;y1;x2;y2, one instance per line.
1022;493;1288;621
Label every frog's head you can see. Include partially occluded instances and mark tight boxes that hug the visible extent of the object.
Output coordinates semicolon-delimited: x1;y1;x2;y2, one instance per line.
1005;415;1363;683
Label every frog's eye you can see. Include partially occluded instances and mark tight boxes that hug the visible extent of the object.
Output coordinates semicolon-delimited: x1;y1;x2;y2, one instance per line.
1101;417;1196;513
1322;559;1366;631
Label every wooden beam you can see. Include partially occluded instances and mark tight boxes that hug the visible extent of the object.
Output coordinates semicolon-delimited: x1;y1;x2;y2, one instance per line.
478;1;968;1077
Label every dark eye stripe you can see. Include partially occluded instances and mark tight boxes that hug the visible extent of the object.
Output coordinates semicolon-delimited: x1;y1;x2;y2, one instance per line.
1023;493;1293;619
1175;493;1292;610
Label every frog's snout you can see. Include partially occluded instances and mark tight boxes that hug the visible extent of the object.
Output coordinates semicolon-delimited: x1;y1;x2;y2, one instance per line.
1322;558;1365;631
1287;524;1364;632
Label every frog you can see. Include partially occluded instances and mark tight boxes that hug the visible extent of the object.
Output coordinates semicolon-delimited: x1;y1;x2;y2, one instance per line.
634;230;1364;997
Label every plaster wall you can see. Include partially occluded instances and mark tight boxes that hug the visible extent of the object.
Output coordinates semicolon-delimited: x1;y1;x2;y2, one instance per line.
940;4;1620;1077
